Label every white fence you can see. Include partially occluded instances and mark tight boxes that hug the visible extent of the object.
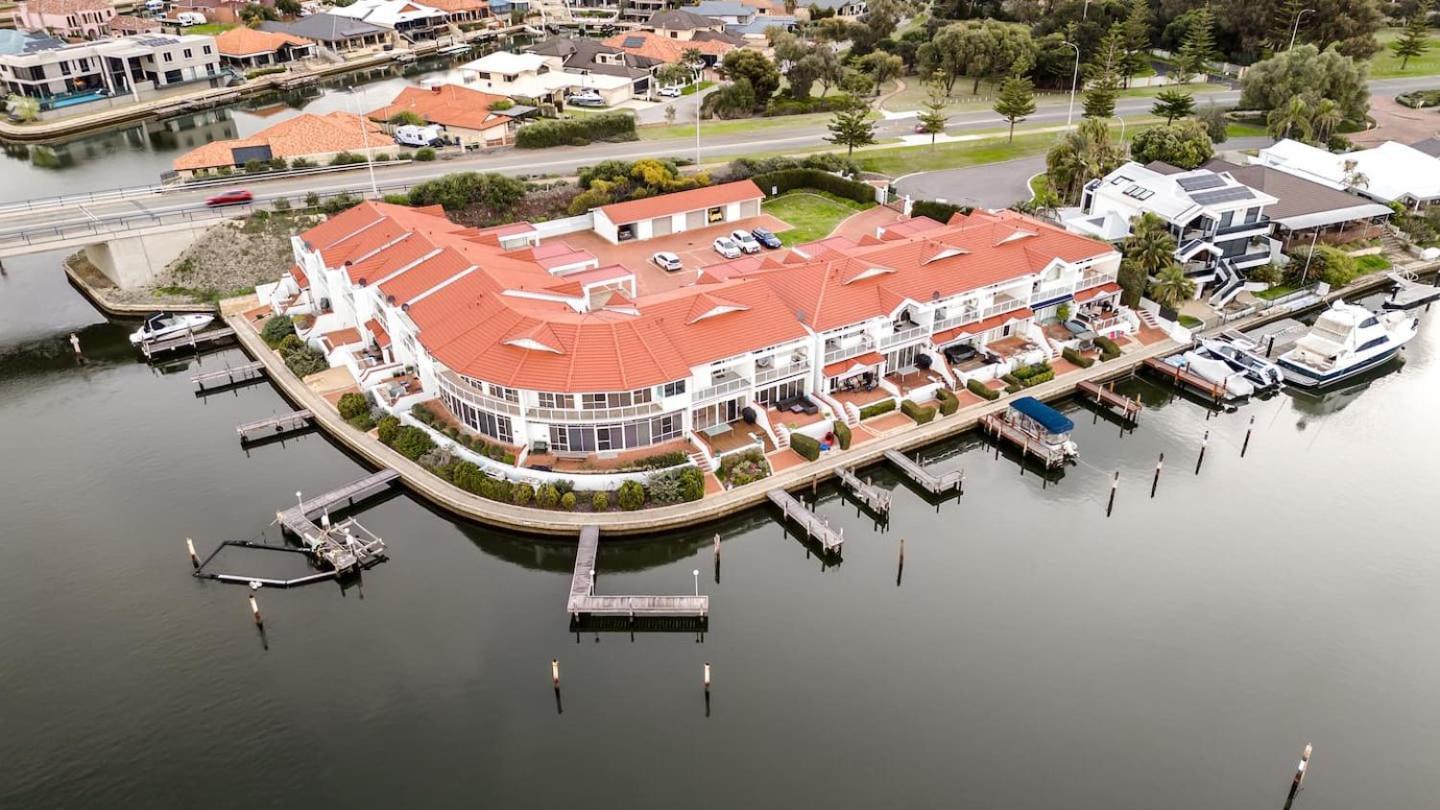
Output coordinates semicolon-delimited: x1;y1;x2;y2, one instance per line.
531;213;594;240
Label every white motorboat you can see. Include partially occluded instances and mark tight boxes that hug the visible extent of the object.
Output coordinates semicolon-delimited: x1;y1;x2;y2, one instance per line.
1199;337;1285;389
1180;350;1256;399
1382;272;1440;311
1277;301;1418;388
128;312;215;345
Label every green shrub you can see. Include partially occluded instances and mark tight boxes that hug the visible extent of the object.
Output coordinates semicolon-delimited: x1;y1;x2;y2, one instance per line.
329;151;367;166
833;419;852;449
560;491;577;511
535;483;560;509
1094;335;1121;361
717;449;769;487
910;200;972;222
751;168;873;205
1011;362;1054;387
648;466;705;503
516;112;637;148
859;399;897;419
592;491;610;511
376;415;401;444
935;388;959;415
967;378;1000;400
347;413;376;431
414;147;436;161
617;480;646;510
901;399;936;424
276;333;304;356
511;483;534;505
304;191;320;207
292;158;315;169
390;425;435;460
338;392;368;420
1062;346;1095;368
284;347;328;377
244;65;287;80
617;450;689;471
260;314;295;346
789;431;821;461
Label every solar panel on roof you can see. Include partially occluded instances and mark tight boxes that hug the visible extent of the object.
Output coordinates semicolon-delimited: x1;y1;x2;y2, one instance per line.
1191;187;1254;205
623;36;645;47
1177;174;1224;191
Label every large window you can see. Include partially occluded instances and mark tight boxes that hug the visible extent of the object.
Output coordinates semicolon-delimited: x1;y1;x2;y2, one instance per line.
486;383;518;403
441;389;514;444
756;379;804;406
661;380;686;397
538;392;575;409
581;388;652;409
548;412;682;452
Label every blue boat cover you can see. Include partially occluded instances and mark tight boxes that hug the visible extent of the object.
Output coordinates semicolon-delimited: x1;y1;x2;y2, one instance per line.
1010;396;1074;434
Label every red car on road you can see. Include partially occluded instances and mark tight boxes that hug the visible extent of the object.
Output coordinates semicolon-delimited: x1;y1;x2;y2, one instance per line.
205;189;253;207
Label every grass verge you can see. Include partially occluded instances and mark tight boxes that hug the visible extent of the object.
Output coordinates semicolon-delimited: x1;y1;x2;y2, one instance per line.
762;190;871;246
1369;28;1440;78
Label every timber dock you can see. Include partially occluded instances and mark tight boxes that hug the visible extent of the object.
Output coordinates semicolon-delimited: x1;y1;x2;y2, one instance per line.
1077;379;1142;420
883;449;964;495
275;470;399;573
237;410;312;442
140;327;235;360
191;360;265;391
837;467;892;514
767;489;844;553
1142;355;1226;401
979;413;1069;468
566;526;709;619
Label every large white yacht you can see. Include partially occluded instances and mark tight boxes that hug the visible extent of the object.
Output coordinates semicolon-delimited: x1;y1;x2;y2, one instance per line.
128;312;215;345
1277;302;1418;388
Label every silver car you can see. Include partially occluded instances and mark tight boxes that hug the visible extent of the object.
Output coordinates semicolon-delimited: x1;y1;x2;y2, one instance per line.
712;236;742;259
730;229;762;254
652;251;683;272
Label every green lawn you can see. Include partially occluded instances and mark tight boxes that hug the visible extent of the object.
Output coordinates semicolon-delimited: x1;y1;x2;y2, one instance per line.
681;80;715;96
639;110;870;140
1028;173;1049;200
1225;121;1269;139
1254;282;1303;301
186;23;236;35
1178;314;1204;329
853;119;1161;176
762;191;870;246
1369;28;1440;78
1356;253;1393;272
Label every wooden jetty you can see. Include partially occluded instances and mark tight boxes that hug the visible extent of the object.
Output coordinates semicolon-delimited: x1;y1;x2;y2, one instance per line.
191;360;265;390
566;526;709;619
274;470;397;573
140;326;236;360
979;413;1069;468
1142;356;1226;401
1077;379;1142;420
237;409;312;442
837;467;892;514
883;449;964;495
766;489;844;553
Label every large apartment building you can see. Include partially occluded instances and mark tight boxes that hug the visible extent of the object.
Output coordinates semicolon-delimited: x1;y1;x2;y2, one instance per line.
261;187;1127;477
0;32;221;109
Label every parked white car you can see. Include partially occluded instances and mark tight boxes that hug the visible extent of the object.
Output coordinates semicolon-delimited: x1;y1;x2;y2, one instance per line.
730;229;761;254
658;85;682;97
651;251;683;272
712;236;742;259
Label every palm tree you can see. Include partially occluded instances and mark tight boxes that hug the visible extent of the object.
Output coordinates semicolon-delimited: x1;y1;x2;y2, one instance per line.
1045;118;1125;204
1267;96;1313;142
1148;264;1197;309
1342;159;1370;190
1311;98;1342;144
1122;212;1178;275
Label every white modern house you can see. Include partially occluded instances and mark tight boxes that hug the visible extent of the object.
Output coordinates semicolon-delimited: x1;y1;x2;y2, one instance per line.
1064;161;1278;306
456;50;634;105
327;0;448;40
1255;139;1440;210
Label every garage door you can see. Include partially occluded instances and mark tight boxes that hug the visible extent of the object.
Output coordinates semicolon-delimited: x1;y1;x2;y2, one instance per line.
652;216;673;237
739;199;760;218
686;209;705;230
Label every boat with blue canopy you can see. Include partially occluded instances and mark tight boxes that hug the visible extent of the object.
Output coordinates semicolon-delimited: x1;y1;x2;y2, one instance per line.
981;396;1079;467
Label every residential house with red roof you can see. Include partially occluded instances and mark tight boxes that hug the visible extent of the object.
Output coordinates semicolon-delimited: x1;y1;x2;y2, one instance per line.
593;180;765;243
213;27;315;70
172;110;389;175
13;0;115;40
366;84;517;148
259;190;1128;479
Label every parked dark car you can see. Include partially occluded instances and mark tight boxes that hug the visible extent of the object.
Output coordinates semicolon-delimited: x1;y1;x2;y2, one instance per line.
205;189;252;207
751;227;782;249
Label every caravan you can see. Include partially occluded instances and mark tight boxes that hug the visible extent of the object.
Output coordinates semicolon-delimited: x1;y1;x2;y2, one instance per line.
393;124;444;148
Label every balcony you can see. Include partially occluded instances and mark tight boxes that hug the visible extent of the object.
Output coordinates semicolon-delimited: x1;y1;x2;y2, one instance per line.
879;323;928;349
439;372;520;415
1213;215;1271;238
1076;272;1117;291
526;401;663;422
823;336;876;364
932;307;980;333
692;372;751;404
980;297;1026;320
755;362;810;385
1232;251;1272;268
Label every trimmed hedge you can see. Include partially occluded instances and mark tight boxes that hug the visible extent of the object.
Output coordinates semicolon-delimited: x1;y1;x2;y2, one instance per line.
859;399;897;419
935;388;959;415
1062;346;1095;368
901;399;936;424
1094;335;1121;361
752;168;873;205
910;200;973;223
967;378;1000;400
516;112;636;148
790;431;821;461
1012;362;1054;387
833;419;852;450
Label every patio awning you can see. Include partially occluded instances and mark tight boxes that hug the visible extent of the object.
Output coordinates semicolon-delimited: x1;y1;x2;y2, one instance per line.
1075;282;1122;303
931;307;1035;346
823;351;883;378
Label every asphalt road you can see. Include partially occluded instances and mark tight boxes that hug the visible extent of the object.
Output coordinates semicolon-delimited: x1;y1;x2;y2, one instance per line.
2;75;1434;247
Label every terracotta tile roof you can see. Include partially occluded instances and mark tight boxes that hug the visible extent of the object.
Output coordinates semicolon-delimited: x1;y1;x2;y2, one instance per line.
366;84;514;133
18;0;111;15
422;0;486;10
601;29;735;63
108;14;159;32
214;26;314;56
1075;282;1121;302
365;318;392;348
597;179;763;223
173;112;386;171
320;327;363;351
288;264;308;288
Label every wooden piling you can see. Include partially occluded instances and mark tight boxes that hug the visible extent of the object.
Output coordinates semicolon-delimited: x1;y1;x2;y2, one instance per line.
249;594;262;626
1106;471;1118;516
186;537;199;568
1150;452;1164;498
1242;415;1255;457
704;662;712;691
551;658;560;686
1195;429;1209;474
1283;743;1312;810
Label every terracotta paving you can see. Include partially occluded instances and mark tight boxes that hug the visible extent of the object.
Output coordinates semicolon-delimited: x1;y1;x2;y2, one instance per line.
1352;95;1439;147
831;388;892;409
524;437;691;472
849;425;879;445
864;411;914;434
1133;324;1168;346
829;204;904;242
767;406;828;430
953;389;986;408
703;472;725;495
1050;357;1081;376
766;448;809;473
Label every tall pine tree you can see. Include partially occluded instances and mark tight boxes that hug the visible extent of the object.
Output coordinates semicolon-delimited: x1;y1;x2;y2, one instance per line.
993;74;1036;141
1172;6;1217;84
1391;0;1433;70
1084;26;1125;119
1121;0;1152;88
917;78;951;150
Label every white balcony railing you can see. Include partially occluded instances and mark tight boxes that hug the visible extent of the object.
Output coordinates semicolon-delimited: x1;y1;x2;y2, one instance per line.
980;298;1027;320
525;401;663;422
1076;273;1118;291
691;374;752;404
1032;281;1074;301
823;337;876;364
932;308;981;333
439;372;521;415
879;324;929;349
755;363;810;385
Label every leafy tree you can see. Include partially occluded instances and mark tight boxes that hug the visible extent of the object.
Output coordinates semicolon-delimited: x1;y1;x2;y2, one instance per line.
858;52;904;96
839;69;873;97
1122;211;1177;277
1150;88;1194;123
1197;102;1230;143
1304;0;1384;59
719;50;780;106
680;47;706;76
1083;26;1124;119
916;77;951;149
238;2;278;24
802;47;845;97
338;392;369;420
825;98;877;156
1121;0;1153;86
1127;118;1214;168
405;171;527;213
387;110;425;126
993;74;1036;142
1238;44;1369;123
1147;264;1197;309
656;63;692;89
6;94;39;122
1171;5;1217;83
918;19;1036;95
785;55;821;100
864;0;903;38
1118;258;1148;307
707;77;757;117
276;0;301;15
1391;0;1432;70
1266;95;1313;141
1046;117;1126;203
1310;97;1342;143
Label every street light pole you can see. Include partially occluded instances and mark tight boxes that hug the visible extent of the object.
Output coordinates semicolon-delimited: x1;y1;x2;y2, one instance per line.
345;86;380;199
1063;41;1081;128
1288;8;1314;51
1113;114;1127;147
692;569;700;596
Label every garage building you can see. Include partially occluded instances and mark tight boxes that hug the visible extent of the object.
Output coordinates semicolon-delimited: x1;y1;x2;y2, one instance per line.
592;180;765;243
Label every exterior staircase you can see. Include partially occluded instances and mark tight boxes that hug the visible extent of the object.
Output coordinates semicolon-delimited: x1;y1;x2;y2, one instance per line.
1136;308;1162;329
773;422;792;450
687;448;714;473
1207;260;1245;309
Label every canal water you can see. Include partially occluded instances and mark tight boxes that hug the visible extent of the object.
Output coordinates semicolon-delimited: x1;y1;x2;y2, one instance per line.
0;55;485;203
2;256;1439;808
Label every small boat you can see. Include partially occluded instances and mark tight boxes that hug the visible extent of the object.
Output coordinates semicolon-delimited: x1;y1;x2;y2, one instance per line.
1277;301;1418;388
1180;350;1255;399
1382;272;1440;311
129;312;215;345
1199;337;1285;389
998;396;1079;464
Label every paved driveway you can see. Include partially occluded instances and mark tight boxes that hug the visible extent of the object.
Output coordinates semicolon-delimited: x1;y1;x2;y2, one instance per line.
893;156;1046;210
